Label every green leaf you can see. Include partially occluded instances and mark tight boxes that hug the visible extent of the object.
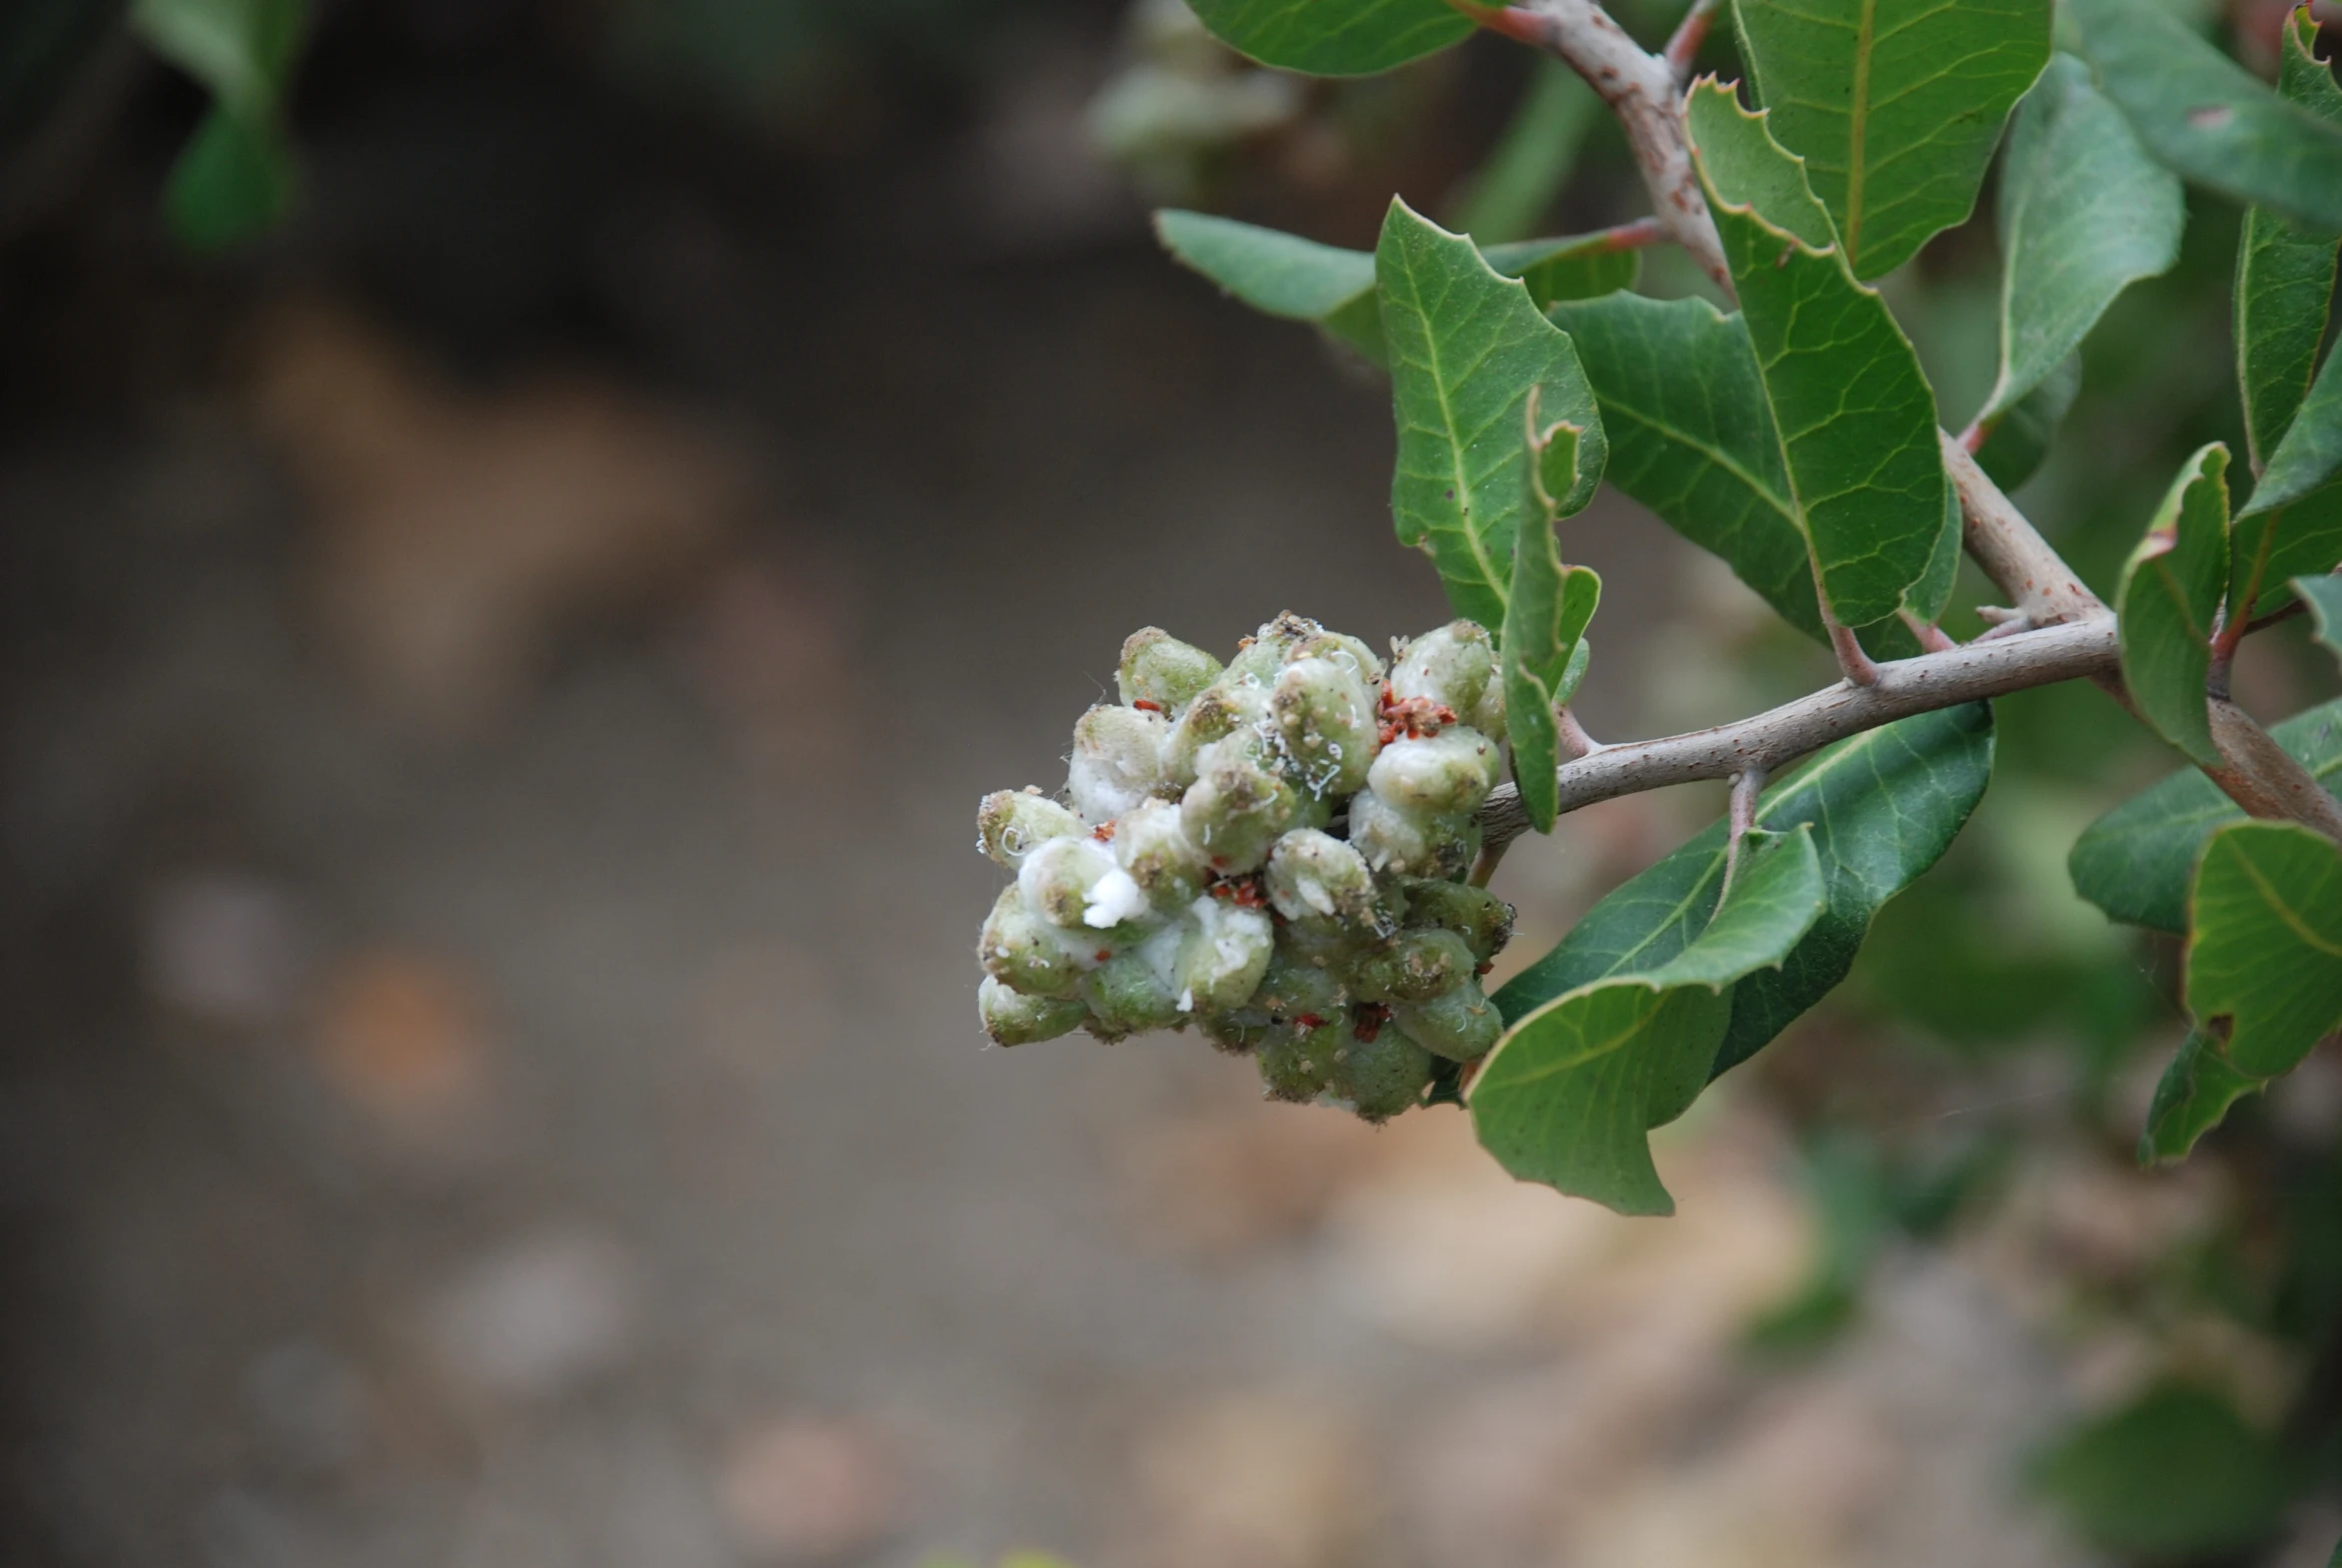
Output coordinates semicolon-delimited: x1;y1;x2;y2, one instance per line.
1548;293;1819;637
1156;214;1642;368
132;0;305;113
1154;210;1385;362
2186;820;2342;1079
1980;54;2184;427
1503;413;1602;835
1973;353;2080;492
1496;704;1996;1076
1731;0;2050;279
2070;698;2342;933
1452;61;1600;246
1184;0;1471;77
2116;444;2231;768
2034;1382;2300;1558
2236;10;2342;475
1471;829;1827;1214
1378;199;1608;628
2065;0;2342;234
164;105;296;252
1484;233;1643;311
2139;1030;2265;1163
2297;573;2342;669
2230;345;2342;622
1686;83;1948;630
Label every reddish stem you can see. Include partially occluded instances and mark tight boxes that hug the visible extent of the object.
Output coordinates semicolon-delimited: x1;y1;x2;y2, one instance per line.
1663;0;1721;80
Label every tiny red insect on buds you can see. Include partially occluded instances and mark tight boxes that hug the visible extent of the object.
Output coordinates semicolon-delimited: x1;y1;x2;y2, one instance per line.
1095;949;1113;963
1350;1002;1392;1043
1132;698;1164;713
1093;820;1118;841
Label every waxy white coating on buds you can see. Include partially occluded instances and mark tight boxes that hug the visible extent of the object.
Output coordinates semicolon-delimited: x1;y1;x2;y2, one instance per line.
1018;835;1120;928
980;976;1089;1046
1262;829;1386;937
1163;681;1268;788
1084;868;1153;929
1177;895;1274;1013
1366;728;1499;815
1119;627;1223;714
1390;620;1497;718
977;789;1084;870
1347;790;1481;879
1070;704;1171;823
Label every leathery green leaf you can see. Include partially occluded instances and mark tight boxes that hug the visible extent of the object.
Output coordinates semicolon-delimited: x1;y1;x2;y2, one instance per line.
2116;444;2231;768
2139;1031;2265;1163
1156;212;1641;368
1378;199;1607;628
2296;574;2342;670
1974;353;2080;492
2231;345;2342;622
1497;703;1995;1077
1471;829;1826;1214
1503;409;1601;835
2236;9;2342;475
1980;54;2183;427
2066;0;2342;234
2186;821;2342;1081
1732;0;2049;280
2070;698;2342;933
1185;0;1470;77
1685;82;1947;630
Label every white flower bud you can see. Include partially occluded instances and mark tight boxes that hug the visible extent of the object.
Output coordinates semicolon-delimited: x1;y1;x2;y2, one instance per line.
1262;829;1390;940
979;976;1089;1046
1163;680;1269;789
1366;728;1499;815
1270;656;1378;800
1114;797;1210;910
1176;895;1274;1013
1019;835;1157;932
1347;790;1481;879
1390;621;1496;717
1180;738;1302;874
1069;704;1171;824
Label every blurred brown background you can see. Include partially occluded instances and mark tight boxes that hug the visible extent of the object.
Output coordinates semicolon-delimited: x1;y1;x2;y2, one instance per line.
1;1;2337;1565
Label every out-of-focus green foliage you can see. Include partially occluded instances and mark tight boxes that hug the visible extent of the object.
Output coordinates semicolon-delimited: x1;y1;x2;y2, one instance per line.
2032;1381;2300;1557
129;0;306;249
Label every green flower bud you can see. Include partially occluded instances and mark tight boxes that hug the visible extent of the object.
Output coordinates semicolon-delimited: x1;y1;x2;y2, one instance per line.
1163;681;1268;789
1262;829;1391;941
977;789;1085;870
1469;675;1506;742
1347;791;1482;880
1270;657;1378;800
979;975;1089;1046
1176;895;1275;1013
1257;1018;1341;1103
1390;621;1496;717
1181;739;1302;874
1082;949;1186;1040
1289;629;1385;686
1224;611;1320;684
1114;797;1209;910
978;885;1093;999
1019;834;1157;932
1118;627;1223;714
1069;704;1171;823
1392;978;1502;1063
1326;1019;1435;1122
1251;948;1347;1022
1395;878;1514;963
1337;927;1475;1003
1366;728;1499;815
1194;1007;1278;1054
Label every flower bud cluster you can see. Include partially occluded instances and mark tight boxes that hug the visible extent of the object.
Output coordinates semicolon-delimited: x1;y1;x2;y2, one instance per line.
976;613;1515;1122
